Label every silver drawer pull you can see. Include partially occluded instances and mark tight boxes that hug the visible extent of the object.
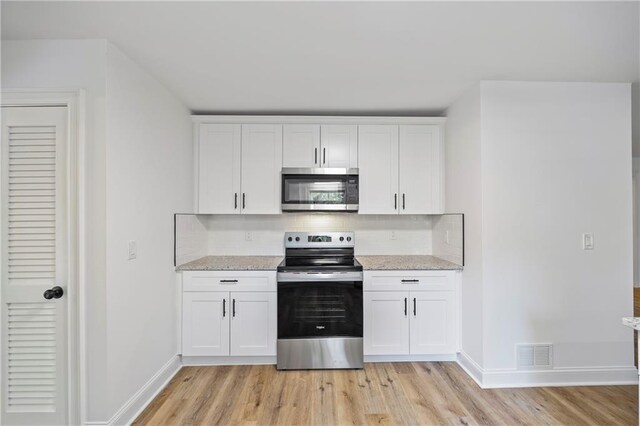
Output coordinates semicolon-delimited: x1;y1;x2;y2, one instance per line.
220;279;238;283
401;279;419;283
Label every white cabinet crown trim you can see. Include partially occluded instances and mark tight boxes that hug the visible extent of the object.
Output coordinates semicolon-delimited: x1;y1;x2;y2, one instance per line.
192;115;446;125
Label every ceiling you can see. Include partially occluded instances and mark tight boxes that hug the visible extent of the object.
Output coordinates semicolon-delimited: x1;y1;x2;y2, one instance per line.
1;1;639;116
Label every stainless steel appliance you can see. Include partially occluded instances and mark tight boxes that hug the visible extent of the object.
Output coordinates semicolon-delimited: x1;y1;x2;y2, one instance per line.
281;168;359;212
276;232;363;370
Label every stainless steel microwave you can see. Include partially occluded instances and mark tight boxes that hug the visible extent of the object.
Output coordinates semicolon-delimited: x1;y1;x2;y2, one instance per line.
281;168;359;212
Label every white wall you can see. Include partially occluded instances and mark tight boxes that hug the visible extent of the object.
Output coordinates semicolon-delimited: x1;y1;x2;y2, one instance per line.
200;214;433;256
1;39;110;420
481;81;633;372
104;44;192;417
2;40;193;422
444;85;484;367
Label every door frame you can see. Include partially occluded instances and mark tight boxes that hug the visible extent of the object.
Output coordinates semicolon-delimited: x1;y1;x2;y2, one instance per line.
1;89;85;425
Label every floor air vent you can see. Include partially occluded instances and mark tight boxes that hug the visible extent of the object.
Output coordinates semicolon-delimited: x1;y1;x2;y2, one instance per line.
516;344;553;369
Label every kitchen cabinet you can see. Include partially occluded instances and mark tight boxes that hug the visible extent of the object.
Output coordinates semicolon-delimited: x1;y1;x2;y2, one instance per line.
197;124;241;214
359;124;444;214
197;123;282;214
182;271;277;357
363;271;457;356
183;291;229;356
364;291;410;355
282;124;357;169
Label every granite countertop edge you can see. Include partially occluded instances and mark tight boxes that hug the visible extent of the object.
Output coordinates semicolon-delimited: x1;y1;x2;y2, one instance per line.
356;255;463;271
176;255;283;271
176;254;463;272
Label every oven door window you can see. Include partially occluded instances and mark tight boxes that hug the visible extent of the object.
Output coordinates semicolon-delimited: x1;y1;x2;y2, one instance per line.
282;176;347;205
278;281;363;339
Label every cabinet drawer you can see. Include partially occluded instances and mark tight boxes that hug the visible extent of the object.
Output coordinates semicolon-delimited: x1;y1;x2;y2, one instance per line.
183;271;276;292
364;270;455;292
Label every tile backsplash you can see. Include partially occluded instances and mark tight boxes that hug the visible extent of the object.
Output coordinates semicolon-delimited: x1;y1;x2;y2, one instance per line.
199;214;433;256
432;214;464;266
174;214;208;265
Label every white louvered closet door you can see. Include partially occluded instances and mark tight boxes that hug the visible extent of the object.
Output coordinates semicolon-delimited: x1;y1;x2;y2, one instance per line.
1;106;68;426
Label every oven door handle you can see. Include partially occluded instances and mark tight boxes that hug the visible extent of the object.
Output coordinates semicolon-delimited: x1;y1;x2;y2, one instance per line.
277;271;363;282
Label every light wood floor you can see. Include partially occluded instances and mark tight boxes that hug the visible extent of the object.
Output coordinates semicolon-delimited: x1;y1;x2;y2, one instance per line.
133;362;637;425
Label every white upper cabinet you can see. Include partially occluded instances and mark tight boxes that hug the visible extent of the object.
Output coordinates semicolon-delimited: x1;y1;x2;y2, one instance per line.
197;123;282;214
198;124;241;214
399;125;444;214
320;125;358;168
358;124;444;215
358;125;399;214
241;124;283;214
283;124;320;168
282;124;357;169
196;118;443;215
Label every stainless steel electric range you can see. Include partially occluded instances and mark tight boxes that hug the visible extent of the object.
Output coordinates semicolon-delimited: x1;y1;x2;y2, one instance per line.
276;232;363;370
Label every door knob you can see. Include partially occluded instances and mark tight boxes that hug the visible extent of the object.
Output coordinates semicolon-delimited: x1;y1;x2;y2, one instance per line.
43;286;64;300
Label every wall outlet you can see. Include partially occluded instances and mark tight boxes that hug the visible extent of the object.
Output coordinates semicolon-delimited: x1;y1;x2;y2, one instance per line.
445;230;450;244
582;233;594;250
390;231;397;240
245;232;253;241
128;240;137;260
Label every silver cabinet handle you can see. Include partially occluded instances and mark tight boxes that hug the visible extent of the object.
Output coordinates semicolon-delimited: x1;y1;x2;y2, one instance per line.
404;297;407;316
413;297;417;316
315;148;318;164
401;279;419;283
234;193;238;209
220;279;238;283
394;194;397;210
402;193;406;210
232;299;236;317
223;299;226;317
242;193;246;209
323;148;326;164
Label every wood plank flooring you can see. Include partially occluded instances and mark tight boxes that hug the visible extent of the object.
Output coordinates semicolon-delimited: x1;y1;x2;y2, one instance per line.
133;362;637;425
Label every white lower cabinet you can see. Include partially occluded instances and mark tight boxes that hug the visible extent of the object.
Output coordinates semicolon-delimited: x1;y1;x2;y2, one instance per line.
364;291;410;355
230;292;277;356
182;271;277;358
363;271;458;356
183;292;230;356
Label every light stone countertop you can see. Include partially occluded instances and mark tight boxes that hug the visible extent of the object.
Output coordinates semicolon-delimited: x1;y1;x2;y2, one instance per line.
356;255;463;271
176;256;283;271
622;317;640;331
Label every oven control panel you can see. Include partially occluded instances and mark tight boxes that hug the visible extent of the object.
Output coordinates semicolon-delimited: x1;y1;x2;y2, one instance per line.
284;232;354;248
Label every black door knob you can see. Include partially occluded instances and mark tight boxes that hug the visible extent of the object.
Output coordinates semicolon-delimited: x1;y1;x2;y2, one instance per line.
43;286;64;300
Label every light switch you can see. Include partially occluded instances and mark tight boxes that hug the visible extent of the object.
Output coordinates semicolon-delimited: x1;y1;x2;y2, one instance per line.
128;240;137;260
582;233;594;250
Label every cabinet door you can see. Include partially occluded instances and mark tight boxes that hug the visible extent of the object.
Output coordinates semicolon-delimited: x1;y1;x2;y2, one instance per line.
283;124;320;168
230;292;277;356
198;124;241;214
409;291;455;354
320;125;358;168
399;125;444;214
358;125;399;214
241;124;283;214
183;292;230;356
364;291;409;355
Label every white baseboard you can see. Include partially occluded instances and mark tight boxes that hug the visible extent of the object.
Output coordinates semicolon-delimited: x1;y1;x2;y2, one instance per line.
107;355;182;426
481;366;638;388
181;355;277;366
456;352;483;387
456;352;638;389
365;354;457;363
